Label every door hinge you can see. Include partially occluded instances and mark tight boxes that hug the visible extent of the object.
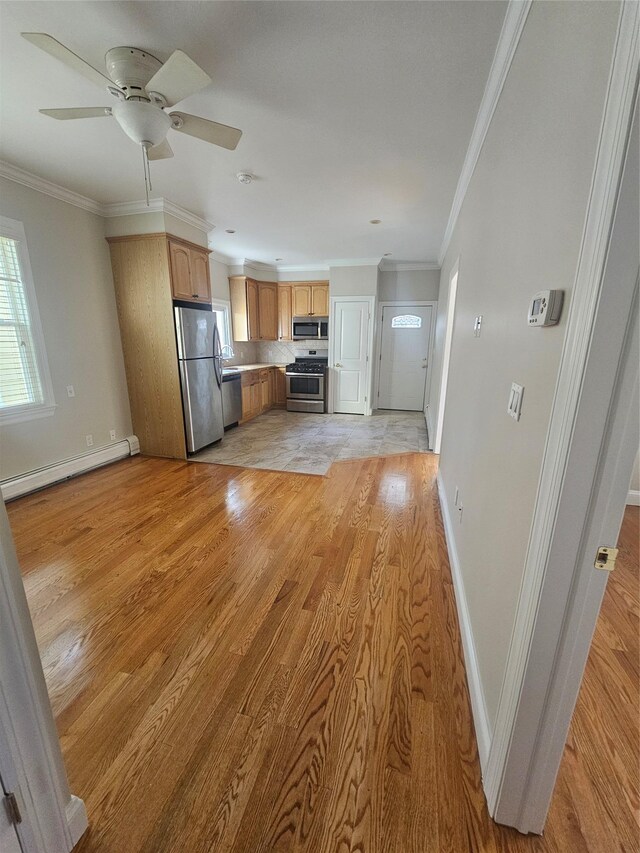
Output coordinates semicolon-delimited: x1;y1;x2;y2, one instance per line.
4;792;22;825
594;546;618;571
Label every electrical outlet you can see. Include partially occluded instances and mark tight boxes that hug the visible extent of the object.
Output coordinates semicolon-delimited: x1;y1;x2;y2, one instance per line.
110;430;117;441
85;434;93;447
66;385;75;397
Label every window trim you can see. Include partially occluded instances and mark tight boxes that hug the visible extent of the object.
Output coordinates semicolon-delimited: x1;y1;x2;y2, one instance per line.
211;299;234;357
0;216;56;425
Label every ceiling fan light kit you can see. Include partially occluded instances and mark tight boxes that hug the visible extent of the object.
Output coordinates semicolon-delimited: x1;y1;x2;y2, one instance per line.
22;33;243;204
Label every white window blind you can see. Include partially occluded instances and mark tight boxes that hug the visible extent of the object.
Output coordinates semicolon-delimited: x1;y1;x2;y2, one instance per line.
0;236;44;409
0;217;55;424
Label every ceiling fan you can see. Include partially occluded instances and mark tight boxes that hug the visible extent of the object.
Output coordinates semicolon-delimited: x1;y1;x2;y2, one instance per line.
22;33;243;201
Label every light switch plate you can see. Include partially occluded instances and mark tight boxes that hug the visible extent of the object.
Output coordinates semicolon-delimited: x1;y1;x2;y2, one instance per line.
508;382;524;421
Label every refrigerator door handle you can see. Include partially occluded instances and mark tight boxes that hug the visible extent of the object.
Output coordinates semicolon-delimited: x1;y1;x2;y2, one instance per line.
213;324;222;389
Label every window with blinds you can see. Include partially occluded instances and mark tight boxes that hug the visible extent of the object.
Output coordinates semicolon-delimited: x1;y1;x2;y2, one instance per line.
0;217;54;423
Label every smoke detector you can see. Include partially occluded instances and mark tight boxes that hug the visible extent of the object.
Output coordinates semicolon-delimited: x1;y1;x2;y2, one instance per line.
236;172;253;184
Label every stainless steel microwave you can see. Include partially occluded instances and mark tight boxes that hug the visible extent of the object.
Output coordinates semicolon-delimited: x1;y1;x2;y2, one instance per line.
292;316;329;340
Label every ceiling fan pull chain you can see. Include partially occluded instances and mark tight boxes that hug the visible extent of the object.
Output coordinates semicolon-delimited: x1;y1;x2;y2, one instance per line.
141;143;150;206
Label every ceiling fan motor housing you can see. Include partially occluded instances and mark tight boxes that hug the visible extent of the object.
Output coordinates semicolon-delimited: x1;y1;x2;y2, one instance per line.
105;47;162;97
112;100;171;146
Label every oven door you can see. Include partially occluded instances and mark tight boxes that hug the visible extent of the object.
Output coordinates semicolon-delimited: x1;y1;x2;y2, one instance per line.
286;372;325;400
292;319;320;340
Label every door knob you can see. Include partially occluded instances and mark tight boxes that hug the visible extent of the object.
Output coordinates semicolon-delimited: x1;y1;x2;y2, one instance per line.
335;362;343;368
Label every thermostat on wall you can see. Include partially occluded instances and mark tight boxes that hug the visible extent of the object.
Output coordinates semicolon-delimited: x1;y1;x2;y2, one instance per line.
528;290;563;326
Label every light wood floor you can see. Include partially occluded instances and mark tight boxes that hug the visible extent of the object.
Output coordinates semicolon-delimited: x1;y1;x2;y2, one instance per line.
7;455;639;852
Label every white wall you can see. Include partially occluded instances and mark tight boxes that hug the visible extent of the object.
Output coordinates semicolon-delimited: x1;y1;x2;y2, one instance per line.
433;1;620;730
0;178;132;481
378;268;439;302
330;264;379;298
210;257;232;302
630;452;640;495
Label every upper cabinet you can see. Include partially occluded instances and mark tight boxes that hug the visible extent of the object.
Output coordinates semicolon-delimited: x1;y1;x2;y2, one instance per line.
258;282;278;340
292;285;311;317
291;282;329;316
278;285;292;341
168;238;212;303
311;283;329;316
229;276;278;341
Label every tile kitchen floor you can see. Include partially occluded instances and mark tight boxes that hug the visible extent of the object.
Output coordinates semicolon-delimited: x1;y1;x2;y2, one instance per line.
191;409;430;474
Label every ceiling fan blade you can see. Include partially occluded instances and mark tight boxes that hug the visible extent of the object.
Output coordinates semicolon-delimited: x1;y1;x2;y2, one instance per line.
145;50;211;107
40;107;112;120
170;112;242;151
22;33;117;91
147;138;174;161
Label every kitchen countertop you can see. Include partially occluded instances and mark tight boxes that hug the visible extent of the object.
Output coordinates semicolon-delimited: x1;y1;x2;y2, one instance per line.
223;362;288;374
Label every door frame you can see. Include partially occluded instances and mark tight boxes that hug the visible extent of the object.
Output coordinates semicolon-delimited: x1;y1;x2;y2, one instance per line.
329;295;375;416
485;4;638;833
373;301;437;416
0;499;88;853
433;261;459;453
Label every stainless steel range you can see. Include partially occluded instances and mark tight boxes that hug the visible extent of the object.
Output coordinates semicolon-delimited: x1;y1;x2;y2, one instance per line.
285;350;328;413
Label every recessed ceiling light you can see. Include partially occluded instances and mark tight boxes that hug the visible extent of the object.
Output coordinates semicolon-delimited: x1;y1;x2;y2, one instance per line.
225;229;236;234
383;253;392;257
369;219;382;224
275;258;283;261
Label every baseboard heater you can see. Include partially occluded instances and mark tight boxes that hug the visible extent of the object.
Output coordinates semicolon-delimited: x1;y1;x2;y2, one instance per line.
1;435;140;501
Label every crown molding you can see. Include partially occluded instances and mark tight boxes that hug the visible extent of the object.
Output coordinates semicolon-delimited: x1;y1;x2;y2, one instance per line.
379;261;440;272
326;257;382;268
102;198;214;234
438;0;532;266
0;160;213;233
0;160;103;215
276;263;331;273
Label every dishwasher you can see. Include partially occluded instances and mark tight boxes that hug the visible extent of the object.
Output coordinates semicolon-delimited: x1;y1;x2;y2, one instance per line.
222;371;242;429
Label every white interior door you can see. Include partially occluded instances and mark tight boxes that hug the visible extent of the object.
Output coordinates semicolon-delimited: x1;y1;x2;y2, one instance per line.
0;773;21;853
333;301;369;414
378;305;433;410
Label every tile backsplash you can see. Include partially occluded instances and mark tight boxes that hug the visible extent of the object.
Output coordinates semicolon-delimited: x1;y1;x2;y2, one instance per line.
225;339;327;366
256;341;328;365
224;341;259;366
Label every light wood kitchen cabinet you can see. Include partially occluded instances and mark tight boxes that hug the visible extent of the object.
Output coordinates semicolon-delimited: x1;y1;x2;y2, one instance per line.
106;233;213;460
278;285;292;340
275;367;287;406
260;369;271;411
311;283;329;316
241;369;262;422
258;283;278;340
229;277;278;342
168;238;212;303
291;282;330;316
189;248;212;301
292;285;311;317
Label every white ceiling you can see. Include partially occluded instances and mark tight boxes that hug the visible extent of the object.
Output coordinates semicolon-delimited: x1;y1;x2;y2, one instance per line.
0;1;506;265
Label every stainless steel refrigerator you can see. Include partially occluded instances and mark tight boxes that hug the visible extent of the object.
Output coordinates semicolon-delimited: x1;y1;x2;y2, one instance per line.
174;304;224;453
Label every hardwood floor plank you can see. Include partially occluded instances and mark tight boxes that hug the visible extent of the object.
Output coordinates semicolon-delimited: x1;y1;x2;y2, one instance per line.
6;457;638;852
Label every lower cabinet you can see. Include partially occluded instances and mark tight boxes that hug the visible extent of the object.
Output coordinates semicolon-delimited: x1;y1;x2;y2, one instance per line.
275;368;287;407
240;366;285;422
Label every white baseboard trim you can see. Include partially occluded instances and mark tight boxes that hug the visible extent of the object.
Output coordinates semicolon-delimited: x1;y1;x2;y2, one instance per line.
65;795;88;849
626;489;640;506
437;471;492;773
1;436;139;501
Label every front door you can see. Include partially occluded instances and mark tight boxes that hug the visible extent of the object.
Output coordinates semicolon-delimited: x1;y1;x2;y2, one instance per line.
378;305;433;411
333;301;369;414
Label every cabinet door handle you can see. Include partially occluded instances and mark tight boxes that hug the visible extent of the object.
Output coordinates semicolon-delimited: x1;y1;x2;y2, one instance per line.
192;294;198;298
